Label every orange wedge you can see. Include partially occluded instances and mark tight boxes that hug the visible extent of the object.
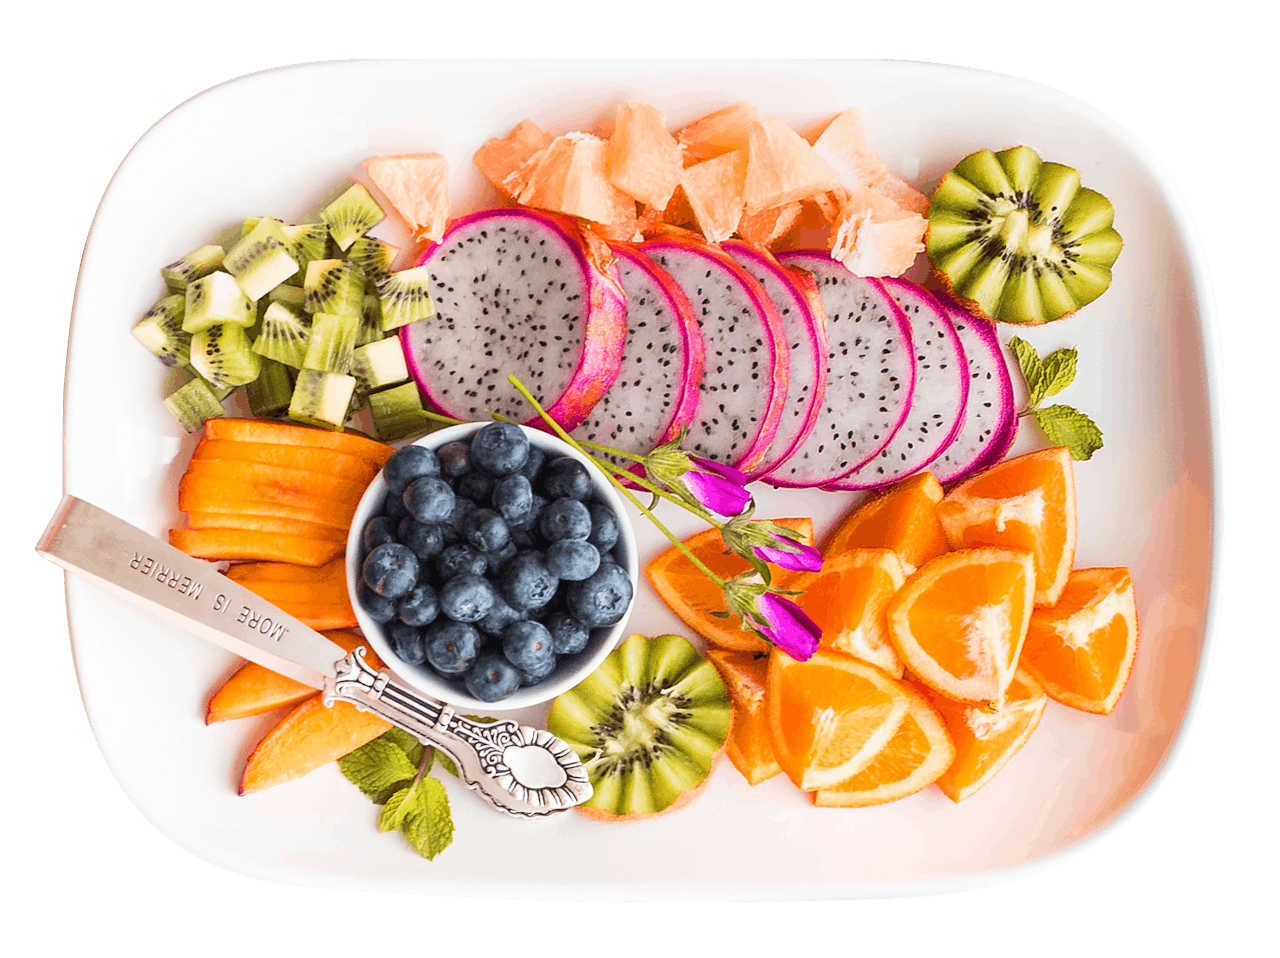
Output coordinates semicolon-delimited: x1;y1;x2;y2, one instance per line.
767;650;917;791
646;518;812;653
823;472;949;573
885;548;1035;707
926;667;1047;802
785;549;907;676
812;686;953;807
937;447;1077;607
1019;567;1138;714
706;649;781;785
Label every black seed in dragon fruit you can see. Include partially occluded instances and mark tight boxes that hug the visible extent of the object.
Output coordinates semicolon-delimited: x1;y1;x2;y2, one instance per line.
404;208;626;430
767;252;916;488
637;233;787;472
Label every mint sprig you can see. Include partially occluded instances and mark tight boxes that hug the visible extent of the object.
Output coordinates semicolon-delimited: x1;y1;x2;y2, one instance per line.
1008;336;1103;461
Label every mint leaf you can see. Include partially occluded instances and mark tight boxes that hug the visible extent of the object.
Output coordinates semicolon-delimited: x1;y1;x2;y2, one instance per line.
379;727;427;769
379;784;415;832
337;737;418;804
1039;347;1078;400
401;777;454;860
1033;405;1104;460
1007;337;1047;407
433;752;459;778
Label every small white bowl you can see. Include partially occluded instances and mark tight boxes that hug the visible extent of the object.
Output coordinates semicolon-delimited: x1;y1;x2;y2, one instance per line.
347;422;639;711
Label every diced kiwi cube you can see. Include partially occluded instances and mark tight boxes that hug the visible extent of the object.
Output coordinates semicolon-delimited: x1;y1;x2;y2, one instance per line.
351;337;409;393
161;244;224;293
191;322;260;389
164;377;225;433
288;369;356;430
225;216;299;301
377;265;435;331
303;311;358;374
368;381;438;442
133;294;190;367
320;183;385;252
244;358;295;417
304;260;364;317
183;271;254;333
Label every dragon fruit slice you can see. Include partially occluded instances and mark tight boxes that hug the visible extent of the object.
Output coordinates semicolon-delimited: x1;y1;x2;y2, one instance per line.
570;244;705;469
720;239;828;480
636;232;788;472
928;292;1017;483
767;252;915;488
826;278;968;491
404;208;626;429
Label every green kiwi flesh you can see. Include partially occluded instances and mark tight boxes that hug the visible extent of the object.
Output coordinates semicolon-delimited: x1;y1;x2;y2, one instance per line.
546;633;731;818
926;145;1123;324
351;337;409;393
376;265;435;331
252;302;311;368
367;382;436;442
303;312;358;374
133;294;190;367
288;369;356;429
161;244;224;293
183;271;255;333
190;322;261;389
164;377;225;432
356;294;385;346
224;217;299;300
244;358;295;418
320;183;385;252
304;260;364;317
346;236;399;280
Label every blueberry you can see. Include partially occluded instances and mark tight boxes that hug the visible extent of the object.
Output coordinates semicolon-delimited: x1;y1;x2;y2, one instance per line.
470;422;531;476
385;489;411;523
439;573;498;622
361;515;397;555
398;518;445;560
425;620;481;675
388;622;426;665
460;508;507;553
518;446;546;485
383;445;441;496
358;585;397;624
484;540;518;575
509;524;538;550
513;493;549;533
502;552;559;611
492;474;533;526
540;457;592;500
455;470;495;502
565;562;634;628
441;495;478;544
362;543;419;598
397;583;439;628
586;502;620;551
404;476;455;524
500;619;555;672
437;440;471;479
477;593;527;637
540;497;592;542
463;653;522;702
435;543;487;581
517;661;557;687
544;611;590;655
545;539;601;581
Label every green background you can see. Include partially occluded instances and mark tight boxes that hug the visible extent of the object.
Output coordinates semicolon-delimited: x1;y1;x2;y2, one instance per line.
7;1;1269;952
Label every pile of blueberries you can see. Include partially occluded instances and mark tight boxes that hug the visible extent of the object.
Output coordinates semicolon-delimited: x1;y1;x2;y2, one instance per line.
357;422;634;703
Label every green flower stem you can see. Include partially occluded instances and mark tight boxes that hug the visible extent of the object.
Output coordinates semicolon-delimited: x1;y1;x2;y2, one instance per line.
571;436;647;463
507;376;727;587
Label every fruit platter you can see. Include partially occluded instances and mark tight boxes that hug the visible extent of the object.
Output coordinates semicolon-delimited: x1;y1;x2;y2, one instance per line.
60;60;1217;897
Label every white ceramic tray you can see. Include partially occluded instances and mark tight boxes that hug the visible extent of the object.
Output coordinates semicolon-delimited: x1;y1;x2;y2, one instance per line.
63;59;1219;899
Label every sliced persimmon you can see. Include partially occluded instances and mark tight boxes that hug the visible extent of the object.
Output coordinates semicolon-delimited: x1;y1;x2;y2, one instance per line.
177;476;358;528
226;557;347;583
706;649;781;786
823;471;948;573
239;696;391;794
185;512;348;543
204;418;393;466
170;528;343;567
226;558;357;627
937;447;1077;607
885;548;1036;707
193;438;380;487
182;458;371;505
1020;567;1138;714
785;549;906;677
645;518;813;653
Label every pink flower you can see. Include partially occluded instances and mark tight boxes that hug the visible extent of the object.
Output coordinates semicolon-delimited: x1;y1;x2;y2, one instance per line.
756;593;821;661
753;540;823;573
681;457;751;517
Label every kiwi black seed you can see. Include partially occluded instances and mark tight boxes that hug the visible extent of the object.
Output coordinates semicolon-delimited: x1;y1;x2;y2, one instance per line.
546;633;731;818
926;145;1123;325
320;183;385;252
377;265;435;331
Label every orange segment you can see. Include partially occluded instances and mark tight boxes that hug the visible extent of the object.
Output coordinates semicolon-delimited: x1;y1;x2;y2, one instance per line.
767;650;914;791
1020;567;1138;714
706;649;781;786
812;689;953;807
681;150;748;242
926;667;1047;802
823;472;948;573
646;518;812;653
785;549;906;676
885;548;1035;706
937;447;1077;606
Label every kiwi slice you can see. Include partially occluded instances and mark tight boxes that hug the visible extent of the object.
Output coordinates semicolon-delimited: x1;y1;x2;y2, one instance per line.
252;302;311;368
351;337;409;393
190;322;261;390
288;369;356;429
320;183;385;252
546;633;732;819
183;271;255;333
302;312;359;374
346;236;399;280
132;294;190;367
367;381;436;442
927;146;1123;324
161;244;224;293
304;260;364;317
244;358;295;418
163;377;225;432
355;294;384;346
377;265;435;330
282;223;331;286
224;217;299;300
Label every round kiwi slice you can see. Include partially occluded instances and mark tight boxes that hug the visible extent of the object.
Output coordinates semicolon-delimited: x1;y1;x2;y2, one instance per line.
546;633;732;819
926;146;1123;324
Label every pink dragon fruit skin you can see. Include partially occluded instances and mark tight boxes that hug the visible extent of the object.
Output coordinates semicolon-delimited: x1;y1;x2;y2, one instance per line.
405;208;626;431
637;232;788;474
825;278;969;492
720;239;829;482
768;251;916;489
570;244;705;479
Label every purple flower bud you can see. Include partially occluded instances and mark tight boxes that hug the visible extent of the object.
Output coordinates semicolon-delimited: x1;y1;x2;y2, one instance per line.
753;540;823;573
681;463;751;517
756;592;821;661
688;457;750;487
